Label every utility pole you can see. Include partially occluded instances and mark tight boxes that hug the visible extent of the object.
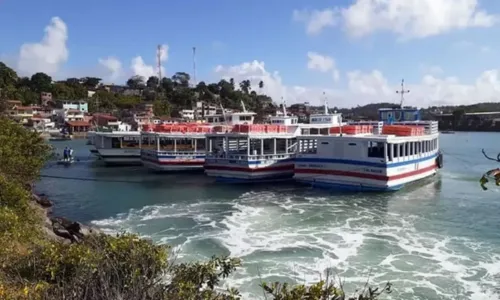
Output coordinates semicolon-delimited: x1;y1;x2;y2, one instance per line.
396;79;410;108
157;45;163;87
192;46;197;87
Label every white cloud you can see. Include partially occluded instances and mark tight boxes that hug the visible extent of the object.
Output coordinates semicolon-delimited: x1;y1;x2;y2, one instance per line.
294;0;497;38
214;60;500;108
293;9;338;35
98;56;122;81
17;17;69;76
130;44;168;79
307;52;340;82
307;52;334;72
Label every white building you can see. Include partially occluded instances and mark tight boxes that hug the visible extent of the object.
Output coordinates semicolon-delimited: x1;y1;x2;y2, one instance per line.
55;109;85;124
180;109;195;120
61;100;88;113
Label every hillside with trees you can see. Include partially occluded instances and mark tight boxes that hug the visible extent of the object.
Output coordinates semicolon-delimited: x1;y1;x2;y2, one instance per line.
0;61;276;119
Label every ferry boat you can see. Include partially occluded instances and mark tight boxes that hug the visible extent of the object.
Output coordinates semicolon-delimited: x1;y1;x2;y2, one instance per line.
93;131;141;165
204;103;342;182
140;108;256;172
293;106;443;192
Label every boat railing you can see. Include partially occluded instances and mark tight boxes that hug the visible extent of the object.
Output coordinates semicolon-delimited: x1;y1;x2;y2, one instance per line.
141;150;205;156
206;152;294;161
392;121;439;135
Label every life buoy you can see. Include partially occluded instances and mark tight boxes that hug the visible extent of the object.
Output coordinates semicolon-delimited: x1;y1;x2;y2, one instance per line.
436;152;443;169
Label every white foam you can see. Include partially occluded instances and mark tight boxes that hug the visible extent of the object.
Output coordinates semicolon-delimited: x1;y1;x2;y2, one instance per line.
90;188;500;300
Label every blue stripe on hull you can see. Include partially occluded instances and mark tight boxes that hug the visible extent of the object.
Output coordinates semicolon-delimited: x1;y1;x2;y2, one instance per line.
214;173;294;183
295;153;438;168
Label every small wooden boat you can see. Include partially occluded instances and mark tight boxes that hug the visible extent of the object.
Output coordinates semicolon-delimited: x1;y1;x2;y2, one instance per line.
57;159;74;165
49;135;72;141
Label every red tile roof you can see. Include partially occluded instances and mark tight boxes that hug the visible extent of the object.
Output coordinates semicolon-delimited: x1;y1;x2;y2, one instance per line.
66;121;90;127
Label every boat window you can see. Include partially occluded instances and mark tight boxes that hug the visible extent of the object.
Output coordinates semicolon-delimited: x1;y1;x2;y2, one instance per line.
111;137;121;149
387;144;393;161
348;143;357;146
368;141;384;158
122;136;139;148
399;144;405;157
159;137;175;151
416;141;421;154
196;138;206;151
299;139;317;154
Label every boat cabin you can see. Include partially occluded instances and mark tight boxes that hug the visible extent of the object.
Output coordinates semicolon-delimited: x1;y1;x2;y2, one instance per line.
205;111;256;125
94;132;140;149
378;107;420;123
141;132;207;153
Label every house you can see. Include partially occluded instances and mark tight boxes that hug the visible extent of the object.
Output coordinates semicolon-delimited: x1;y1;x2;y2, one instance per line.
29;114;55;129
60;100;88;113
92;113;118;127
7;104;42;124
65;121;91;135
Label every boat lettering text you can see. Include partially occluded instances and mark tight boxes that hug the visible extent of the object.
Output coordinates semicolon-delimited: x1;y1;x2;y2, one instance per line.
362;168;383;174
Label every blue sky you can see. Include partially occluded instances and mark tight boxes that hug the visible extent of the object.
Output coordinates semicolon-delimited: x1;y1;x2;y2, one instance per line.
1;0;500;107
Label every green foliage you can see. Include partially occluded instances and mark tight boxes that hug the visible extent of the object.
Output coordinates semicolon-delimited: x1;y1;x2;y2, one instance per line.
0;117;51;184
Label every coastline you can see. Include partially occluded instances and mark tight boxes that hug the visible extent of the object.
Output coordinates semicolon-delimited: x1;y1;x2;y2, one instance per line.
29;185;100;244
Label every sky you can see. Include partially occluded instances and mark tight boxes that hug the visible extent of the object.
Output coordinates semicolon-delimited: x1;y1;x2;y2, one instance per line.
1;0;500;108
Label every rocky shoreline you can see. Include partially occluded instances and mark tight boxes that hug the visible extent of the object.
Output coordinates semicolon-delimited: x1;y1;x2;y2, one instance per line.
30;190;100;244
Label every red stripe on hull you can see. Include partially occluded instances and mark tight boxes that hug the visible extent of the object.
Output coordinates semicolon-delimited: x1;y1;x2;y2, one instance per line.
204;164;294;173
295;164;437;181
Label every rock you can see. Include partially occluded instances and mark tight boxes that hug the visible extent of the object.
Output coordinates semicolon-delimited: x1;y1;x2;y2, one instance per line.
52;222;77;243
37;197;53;208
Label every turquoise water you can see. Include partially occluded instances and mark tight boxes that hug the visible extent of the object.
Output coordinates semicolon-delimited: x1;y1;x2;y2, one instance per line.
37;133;500;300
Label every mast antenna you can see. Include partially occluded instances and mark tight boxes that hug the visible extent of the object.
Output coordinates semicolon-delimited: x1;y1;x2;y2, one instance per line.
396;79;410;107
192;46;197;87
157;45;162;87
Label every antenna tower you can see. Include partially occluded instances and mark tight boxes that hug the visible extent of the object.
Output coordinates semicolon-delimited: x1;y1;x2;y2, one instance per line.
157;45;162;87
192;47;197;87
396;79;410;107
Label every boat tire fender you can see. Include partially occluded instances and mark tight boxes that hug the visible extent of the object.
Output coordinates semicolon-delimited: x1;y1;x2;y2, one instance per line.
436;152;443;169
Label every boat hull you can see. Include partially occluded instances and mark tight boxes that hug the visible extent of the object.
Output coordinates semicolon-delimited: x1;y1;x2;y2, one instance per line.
294;154;438;192
97;149;142;166
204;158;295;182
141;150;205;172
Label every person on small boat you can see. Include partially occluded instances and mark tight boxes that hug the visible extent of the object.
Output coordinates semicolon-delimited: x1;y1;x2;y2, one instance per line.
63;147;69;161
69;147;74;161
479;168;500;190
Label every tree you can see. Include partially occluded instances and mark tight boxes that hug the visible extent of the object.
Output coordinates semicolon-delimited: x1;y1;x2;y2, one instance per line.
30;72;52;93
172;72;190;88
126;75;145;89
153;99;171;116
146;76;159;88
81;77;102;89
0;117;51;184
0;62;19;100
239;80;251;94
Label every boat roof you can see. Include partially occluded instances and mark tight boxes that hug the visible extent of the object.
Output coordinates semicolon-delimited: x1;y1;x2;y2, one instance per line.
94;131;140;137
141;132;207;138
300;132;439;143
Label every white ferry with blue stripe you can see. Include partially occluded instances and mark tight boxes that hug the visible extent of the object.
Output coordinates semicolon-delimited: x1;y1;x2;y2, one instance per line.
294;106;443;192
204;103;342;182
